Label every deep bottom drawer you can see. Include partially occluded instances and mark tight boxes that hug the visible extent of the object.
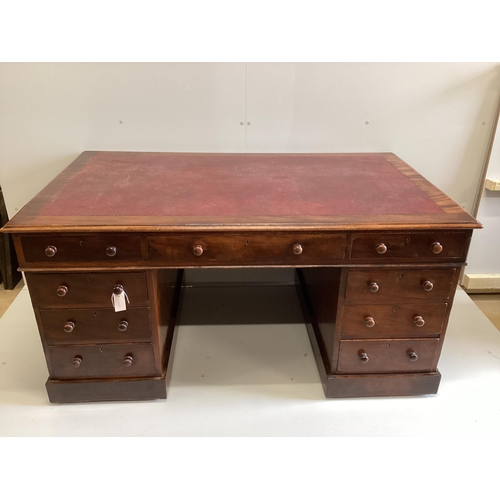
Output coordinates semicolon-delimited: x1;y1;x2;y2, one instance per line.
337;338;439;373
48;344;156;379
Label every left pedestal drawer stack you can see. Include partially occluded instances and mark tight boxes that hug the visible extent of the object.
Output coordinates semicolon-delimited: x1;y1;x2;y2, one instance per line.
25;269;182;403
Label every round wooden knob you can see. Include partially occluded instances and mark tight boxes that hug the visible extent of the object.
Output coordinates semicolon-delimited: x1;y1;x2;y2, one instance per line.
64;321;75;333
414;315;425;327
407;350;419;362
364;316;375;328
106;246;117;257
432;242;443;254
193;244;204;256
118;320;129;332
113;284;124;295
123;355;133;367
358;351;369;363
375;243;387;254
368;282;379;293
56;285;68;297
422;280;434;292
293;243;303;255
45;245;57;257
72;355;82;368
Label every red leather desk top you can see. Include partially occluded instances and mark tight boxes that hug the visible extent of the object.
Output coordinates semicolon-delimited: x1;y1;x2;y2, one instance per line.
5;152;480;232
41;152;442;217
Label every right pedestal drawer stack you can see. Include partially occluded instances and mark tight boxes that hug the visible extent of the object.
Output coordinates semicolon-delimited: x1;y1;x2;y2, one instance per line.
337;267;458;374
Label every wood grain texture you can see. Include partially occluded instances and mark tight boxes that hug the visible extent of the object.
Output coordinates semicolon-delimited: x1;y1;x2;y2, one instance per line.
344;268;457;304
26;272;149;309
337;338;440;373
340;303;447;339
40;307;152;345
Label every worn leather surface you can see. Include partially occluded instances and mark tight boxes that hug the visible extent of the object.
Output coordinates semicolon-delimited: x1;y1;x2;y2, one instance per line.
41;152;443;217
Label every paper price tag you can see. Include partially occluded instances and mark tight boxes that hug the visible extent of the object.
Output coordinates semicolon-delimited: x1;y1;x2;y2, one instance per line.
111;290;130;312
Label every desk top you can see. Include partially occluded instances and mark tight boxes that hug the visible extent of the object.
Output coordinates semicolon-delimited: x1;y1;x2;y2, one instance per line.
4;152;480;232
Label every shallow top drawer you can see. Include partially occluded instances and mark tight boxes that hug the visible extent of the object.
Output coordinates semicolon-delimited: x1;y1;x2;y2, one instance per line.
148;232;346;266
20;235;143;264
349;231;470;262
26;272;149;309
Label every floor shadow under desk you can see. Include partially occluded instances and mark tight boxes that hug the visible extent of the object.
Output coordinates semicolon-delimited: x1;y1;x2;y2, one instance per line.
170;283;322;395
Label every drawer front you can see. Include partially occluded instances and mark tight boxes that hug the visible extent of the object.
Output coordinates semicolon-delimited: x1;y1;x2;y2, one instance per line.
341;303;448;338
349;231;470;262
26;272;149;309
148;232;346;265
344;268;457;303
40;307;152;345
21;235;143;263
48;343;156;379
337;338;439;373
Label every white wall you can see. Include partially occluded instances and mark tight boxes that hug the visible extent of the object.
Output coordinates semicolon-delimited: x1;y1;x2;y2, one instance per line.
0;62;498;281
466;105;500;275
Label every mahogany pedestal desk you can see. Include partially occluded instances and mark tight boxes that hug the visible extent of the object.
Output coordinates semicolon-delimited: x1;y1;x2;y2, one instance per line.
2;152;481;403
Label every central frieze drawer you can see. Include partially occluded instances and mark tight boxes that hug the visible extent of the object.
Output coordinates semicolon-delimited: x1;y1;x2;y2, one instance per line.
344;268;457;303
40;307;152;345
21;235;143;263
48;343;156;379
337;338;440;373
26;272;149;309
349;231;470;261
148;232;346;265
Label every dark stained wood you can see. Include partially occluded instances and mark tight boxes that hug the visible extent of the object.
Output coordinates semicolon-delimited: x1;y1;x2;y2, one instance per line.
337;338;440;373
21;235;143;263
46;376;167;403
40;307;152;345
148;232;346;266
297;268;346;373
296;271;442;397
47;343;156;379
0;151;482;402
344;268;457;304
26;272;149;309
349;230;471;262
340;303;448;338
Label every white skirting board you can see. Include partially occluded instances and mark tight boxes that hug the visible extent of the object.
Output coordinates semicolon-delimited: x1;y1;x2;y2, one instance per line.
463;273;500;293
1;285;500;437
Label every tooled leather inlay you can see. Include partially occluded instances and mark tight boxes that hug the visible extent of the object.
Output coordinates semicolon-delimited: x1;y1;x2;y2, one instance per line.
41;153;443;217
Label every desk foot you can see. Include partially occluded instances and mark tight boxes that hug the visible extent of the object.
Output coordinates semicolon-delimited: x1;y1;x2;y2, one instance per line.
46;376;167;403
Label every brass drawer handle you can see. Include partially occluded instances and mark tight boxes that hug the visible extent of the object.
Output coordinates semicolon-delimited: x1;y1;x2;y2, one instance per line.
407;350;419;362
56;285;68;297
413;315;425;327
375;243;387;254
45;245;57;257
72;355;82;368
293;243;303;255
368;282;379;293
422;280;434;292
432;242;443;254
358;351;369;363
113;284;124;295
64;321;75;333
193;244;204;256
364;316;375;328
123;354;134;367
118;320;129;332
106;246;117;257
